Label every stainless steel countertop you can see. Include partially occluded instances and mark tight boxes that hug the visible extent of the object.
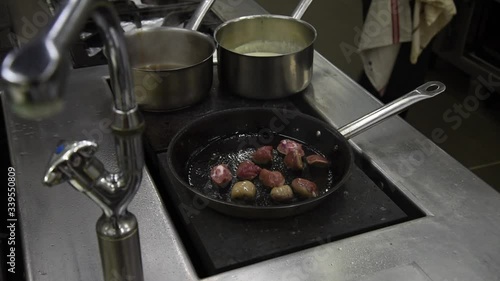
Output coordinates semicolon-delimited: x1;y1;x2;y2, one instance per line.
3;1;500;280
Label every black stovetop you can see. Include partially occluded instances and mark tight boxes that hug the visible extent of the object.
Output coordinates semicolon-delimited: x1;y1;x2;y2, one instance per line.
141;68;419;278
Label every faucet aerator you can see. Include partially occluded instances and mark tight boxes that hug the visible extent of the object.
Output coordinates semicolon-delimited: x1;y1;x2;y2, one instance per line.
1;41;67;119
10;99;64;120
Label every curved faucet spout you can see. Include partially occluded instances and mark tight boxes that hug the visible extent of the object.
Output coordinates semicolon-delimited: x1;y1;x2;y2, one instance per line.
1;1;145;280
91;4;136;115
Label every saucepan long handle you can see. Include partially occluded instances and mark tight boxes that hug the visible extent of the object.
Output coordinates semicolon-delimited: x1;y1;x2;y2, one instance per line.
338;81;446;139
185;0;216;31
292;0;314;19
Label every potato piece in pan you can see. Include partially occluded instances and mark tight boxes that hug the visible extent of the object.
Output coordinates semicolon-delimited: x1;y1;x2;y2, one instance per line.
231;181;257;201
270;185;294;202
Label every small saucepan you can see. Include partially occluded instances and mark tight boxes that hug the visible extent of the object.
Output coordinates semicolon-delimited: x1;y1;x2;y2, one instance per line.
214;0;316;99
166;82;446;219
125;0;216;111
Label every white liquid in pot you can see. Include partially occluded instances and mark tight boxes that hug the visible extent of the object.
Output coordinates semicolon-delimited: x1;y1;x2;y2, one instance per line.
233;40;302;56
244;52;282;57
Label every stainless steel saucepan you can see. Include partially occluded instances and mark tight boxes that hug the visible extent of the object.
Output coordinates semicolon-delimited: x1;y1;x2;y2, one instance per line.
126;0;216;111
214;0;316;99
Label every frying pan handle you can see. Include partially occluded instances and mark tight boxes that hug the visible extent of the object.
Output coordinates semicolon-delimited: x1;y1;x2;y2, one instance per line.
292;0;314;19
185;0;216;31
338;81;446;139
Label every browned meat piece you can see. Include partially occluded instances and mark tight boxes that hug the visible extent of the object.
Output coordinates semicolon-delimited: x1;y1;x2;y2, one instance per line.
284;150;304;171
252;146;273;164
270;185;294;202
210;164;232;188
291;178;318;198
277;139;304;156
236;161;262;180
305;154;329;167
259;169;285;188
231;181;257;201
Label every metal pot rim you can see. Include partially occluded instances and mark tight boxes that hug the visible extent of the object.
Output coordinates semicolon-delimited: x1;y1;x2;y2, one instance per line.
213;15;317;57
126;26;216;72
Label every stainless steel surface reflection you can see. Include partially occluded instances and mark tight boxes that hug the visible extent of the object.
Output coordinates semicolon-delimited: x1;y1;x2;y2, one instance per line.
2;1;500;281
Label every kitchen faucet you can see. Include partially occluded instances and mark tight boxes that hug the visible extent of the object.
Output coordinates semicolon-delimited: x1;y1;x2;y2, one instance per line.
1;0;145;280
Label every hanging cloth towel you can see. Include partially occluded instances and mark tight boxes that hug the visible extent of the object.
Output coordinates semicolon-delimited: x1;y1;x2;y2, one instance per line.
411;0;457;64
358;0;456;95
358;0;413;95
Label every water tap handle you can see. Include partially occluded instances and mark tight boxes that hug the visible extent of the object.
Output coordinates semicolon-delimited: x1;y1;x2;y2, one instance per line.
43;140;102;190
